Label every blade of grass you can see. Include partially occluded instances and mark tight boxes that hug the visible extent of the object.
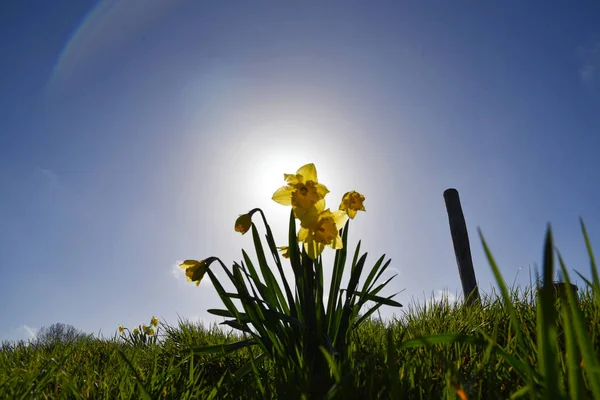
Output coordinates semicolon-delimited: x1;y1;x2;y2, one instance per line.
479;229;524;346
557;251;600;398
580;218;599;291
561;302;582;400
537;226;560;400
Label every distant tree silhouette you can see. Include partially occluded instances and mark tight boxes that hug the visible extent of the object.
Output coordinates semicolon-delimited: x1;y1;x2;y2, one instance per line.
34;323;87;345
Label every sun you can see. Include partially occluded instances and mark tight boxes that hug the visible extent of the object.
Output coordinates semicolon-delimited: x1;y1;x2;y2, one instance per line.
219;121;340;218
250;153;312;204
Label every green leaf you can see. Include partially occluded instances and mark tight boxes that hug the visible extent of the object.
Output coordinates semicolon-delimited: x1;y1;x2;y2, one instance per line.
251;223;289;314
192;339;257;355
580;218;600;291
352;292;402;307
233;352;268;380
320;346;342;382
360;255;387;295
327;222;350;332
558;251;600;399
220;320;253;334
116;349;152;400
560;298;582;400
479;229;524;347
257;208;296;317
537;226;560;400
207;309;241;319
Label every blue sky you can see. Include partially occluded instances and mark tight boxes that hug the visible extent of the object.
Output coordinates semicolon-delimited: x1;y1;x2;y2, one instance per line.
1;1;599;342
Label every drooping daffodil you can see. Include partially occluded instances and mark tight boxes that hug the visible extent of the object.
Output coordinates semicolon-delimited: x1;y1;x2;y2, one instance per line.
150;316;159;327
278;246;291;259
272;163;329;218
234;213;253;234
339;191;366;219
179;259;208;286
298;208;348;259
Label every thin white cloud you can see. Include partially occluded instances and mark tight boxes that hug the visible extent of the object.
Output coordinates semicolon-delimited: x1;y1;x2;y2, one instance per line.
429;289;458;306
576;41;600;91
580;64;595;87
171;261;183;279
34;167;59;186
23;325;37;339
1;325;38;343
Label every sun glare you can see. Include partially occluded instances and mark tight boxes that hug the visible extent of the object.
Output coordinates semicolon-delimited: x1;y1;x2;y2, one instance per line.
230;123;338;207
253;153;309;201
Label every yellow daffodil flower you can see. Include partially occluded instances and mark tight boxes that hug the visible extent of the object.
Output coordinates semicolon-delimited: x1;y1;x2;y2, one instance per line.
146;327;154;335
272;163;329;212
179;259;208;286
298;209;348;259
118;325;124;333
234;213;253;234
142;324;147;331
294;198;326;229
133;328;140;335
278;246;290;259
150;316;159;327
339;191;366;219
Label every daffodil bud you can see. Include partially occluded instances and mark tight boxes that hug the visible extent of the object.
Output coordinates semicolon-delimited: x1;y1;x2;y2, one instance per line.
234;213;253;234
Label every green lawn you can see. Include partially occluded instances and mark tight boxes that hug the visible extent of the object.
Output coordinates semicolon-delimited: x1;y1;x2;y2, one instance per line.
1;285;599;399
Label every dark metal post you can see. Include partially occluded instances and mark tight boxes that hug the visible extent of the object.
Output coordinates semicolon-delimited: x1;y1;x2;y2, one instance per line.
443;188;481;306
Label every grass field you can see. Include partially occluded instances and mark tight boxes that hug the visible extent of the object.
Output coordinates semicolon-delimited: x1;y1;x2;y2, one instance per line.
1;284;599;399
2;221;599;399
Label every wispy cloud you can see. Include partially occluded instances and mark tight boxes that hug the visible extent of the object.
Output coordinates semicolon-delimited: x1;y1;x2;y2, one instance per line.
33;167;60;190
1;325;37;343
23;325;37;339
576;41;600;91
429;289;458;305
171;261;183;279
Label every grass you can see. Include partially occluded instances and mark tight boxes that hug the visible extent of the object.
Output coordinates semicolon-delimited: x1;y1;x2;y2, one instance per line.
2;222;599;399
1;288;599;399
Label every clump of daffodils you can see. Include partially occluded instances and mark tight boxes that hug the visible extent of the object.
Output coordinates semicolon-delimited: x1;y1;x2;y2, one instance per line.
181;163;366;283
270;164;366;259
118;316;160;346
272;163;365;259
273;164;365;254
176;163;398;398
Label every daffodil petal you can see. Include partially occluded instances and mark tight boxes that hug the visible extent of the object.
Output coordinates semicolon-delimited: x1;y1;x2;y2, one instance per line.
297;227;310;242
305;239;324;260
272;186;294;206
330;233;344;250
332;210;349;229
180;260;200;269
295;205;321;229
284;173;300;185
314;198;326;212
315;183;329;198
297;163;318;182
